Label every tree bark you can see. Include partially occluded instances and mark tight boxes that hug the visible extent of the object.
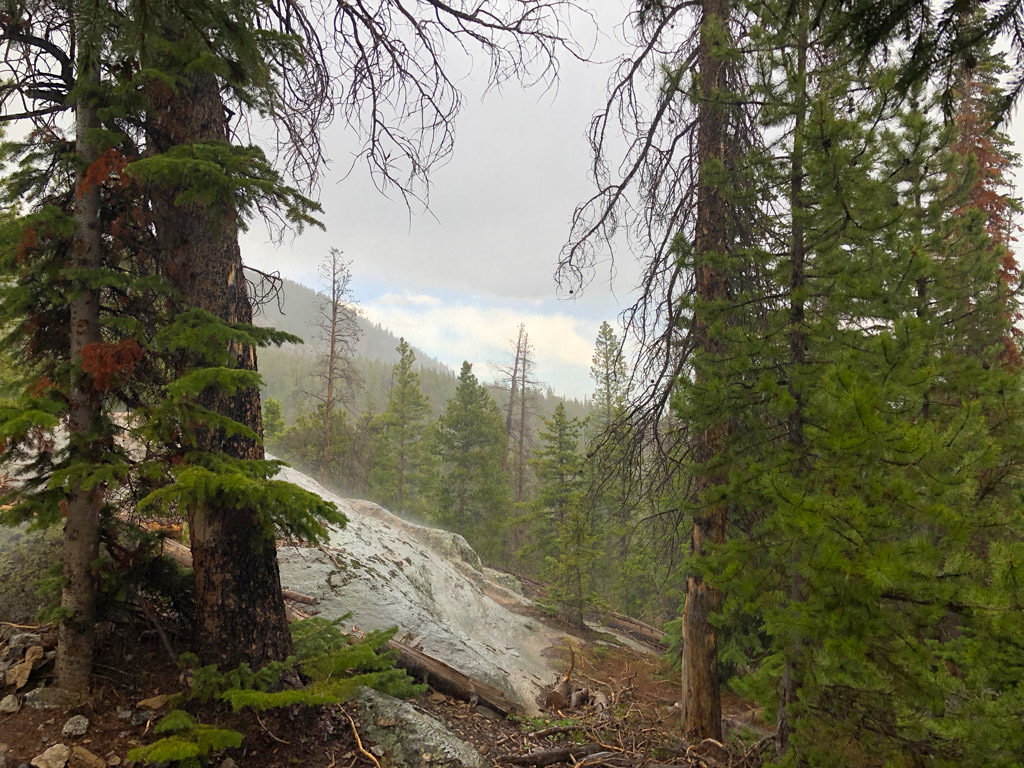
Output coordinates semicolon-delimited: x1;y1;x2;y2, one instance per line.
778;0;809;753
146;71;292;668
56;53;104;694
680;0;732;740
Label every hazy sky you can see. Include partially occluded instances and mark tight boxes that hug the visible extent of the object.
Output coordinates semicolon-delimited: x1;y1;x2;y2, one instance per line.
241;8;1024;401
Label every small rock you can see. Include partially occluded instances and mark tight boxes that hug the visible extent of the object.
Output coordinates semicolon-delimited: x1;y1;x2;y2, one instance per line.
30;743;71;768
105;756;120;766
6;646;43;689
69;747;105;768
0;694;19;714
217;759;239;768
23;688;83;710
135;695;169;711
129;711;150;727
8;634;42;654
62;715;89;739
474;705;501;722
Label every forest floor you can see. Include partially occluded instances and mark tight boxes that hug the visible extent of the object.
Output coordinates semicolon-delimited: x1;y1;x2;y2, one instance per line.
0;609;771;768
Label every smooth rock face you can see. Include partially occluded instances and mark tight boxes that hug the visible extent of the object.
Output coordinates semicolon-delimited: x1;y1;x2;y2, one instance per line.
275;466;575;716
61;716;89;739
30;744;70;768
356;688;487;768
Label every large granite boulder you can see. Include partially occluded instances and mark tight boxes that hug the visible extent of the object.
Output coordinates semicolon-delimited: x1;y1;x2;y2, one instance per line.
274;465;574;716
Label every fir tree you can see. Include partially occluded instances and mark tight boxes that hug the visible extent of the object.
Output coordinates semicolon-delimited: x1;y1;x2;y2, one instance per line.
432;362;510;561
371;339;433;515
589;321;628;432
530;403;599;627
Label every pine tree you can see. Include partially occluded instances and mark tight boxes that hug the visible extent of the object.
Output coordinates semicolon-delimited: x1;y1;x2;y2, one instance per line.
371;339;433;515
0;0;341;677
433;362;510;561
699;16;1024;762
530;403;599;627
589;321;628;432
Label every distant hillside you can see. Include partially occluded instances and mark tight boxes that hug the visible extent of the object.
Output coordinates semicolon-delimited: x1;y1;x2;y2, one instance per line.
252;275;450;372
250;272;590;427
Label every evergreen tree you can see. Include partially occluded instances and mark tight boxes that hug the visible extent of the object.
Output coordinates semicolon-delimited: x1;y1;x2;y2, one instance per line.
589;321;628;431
695;15;1024;762
433;362;510;562
0;0;341;678
530;403;599;628
262;398;285;443
371;339;433;515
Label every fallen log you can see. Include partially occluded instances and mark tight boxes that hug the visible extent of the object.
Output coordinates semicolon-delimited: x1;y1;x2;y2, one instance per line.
281;589;318;605
502;743;605;766
605;612;664;647
387;639;521;716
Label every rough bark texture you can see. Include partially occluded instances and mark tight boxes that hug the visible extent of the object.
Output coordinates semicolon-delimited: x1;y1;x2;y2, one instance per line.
146;72;292;668
56;64;104;694
680;0;731;740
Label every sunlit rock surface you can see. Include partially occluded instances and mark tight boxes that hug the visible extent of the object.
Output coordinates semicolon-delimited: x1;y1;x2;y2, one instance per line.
274;465;571;716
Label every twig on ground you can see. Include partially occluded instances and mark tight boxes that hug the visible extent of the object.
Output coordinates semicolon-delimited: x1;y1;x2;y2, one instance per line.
346;711;381;768
255;711;290;745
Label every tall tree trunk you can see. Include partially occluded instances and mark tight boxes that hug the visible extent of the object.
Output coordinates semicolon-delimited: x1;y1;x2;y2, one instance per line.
778;0;809;752
517;340;528;503
504;325;523;471
57;52;104;695
680;0;732;740
322;262;340;484
147;72;292;668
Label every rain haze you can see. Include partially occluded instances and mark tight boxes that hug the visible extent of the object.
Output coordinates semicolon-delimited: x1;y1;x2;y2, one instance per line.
241;3;1024;401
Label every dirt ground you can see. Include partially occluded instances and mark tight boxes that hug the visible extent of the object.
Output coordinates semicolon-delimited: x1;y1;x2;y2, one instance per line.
0;611;771;768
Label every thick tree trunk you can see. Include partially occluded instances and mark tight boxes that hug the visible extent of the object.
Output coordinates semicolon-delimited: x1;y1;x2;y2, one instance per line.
147;72;292;668
680;0;732;740
57;62;104;694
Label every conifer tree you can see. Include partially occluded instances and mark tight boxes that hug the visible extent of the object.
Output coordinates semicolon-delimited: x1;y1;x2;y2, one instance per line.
530;403;598;628
433;361;510;561
589;321;628;432
697;13;1024;761
371;339;432;514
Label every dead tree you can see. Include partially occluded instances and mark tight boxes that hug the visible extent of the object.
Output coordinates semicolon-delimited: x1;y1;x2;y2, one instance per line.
312;248;362;485
496;324;539;503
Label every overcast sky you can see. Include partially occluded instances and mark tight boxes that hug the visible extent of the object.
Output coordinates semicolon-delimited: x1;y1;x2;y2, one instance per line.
241;8;1024;402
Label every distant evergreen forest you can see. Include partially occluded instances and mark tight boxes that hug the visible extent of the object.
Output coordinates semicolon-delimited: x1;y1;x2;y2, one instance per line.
254;276;591;425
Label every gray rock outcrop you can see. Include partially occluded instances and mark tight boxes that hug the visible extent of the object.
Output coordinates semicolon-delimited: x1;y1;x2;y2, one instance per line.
275;465;575;715
0;524;61;624
355;688;487;768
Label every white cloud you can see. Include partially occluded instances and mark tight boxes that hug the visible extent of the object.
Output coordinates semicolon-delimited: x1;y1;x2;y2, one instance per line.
376;292;444;308
362;295;598;400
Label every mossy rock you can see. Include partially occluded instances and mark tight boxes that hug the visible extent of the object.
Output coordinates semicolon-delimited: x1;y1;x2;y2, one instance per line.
0;522;61;624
